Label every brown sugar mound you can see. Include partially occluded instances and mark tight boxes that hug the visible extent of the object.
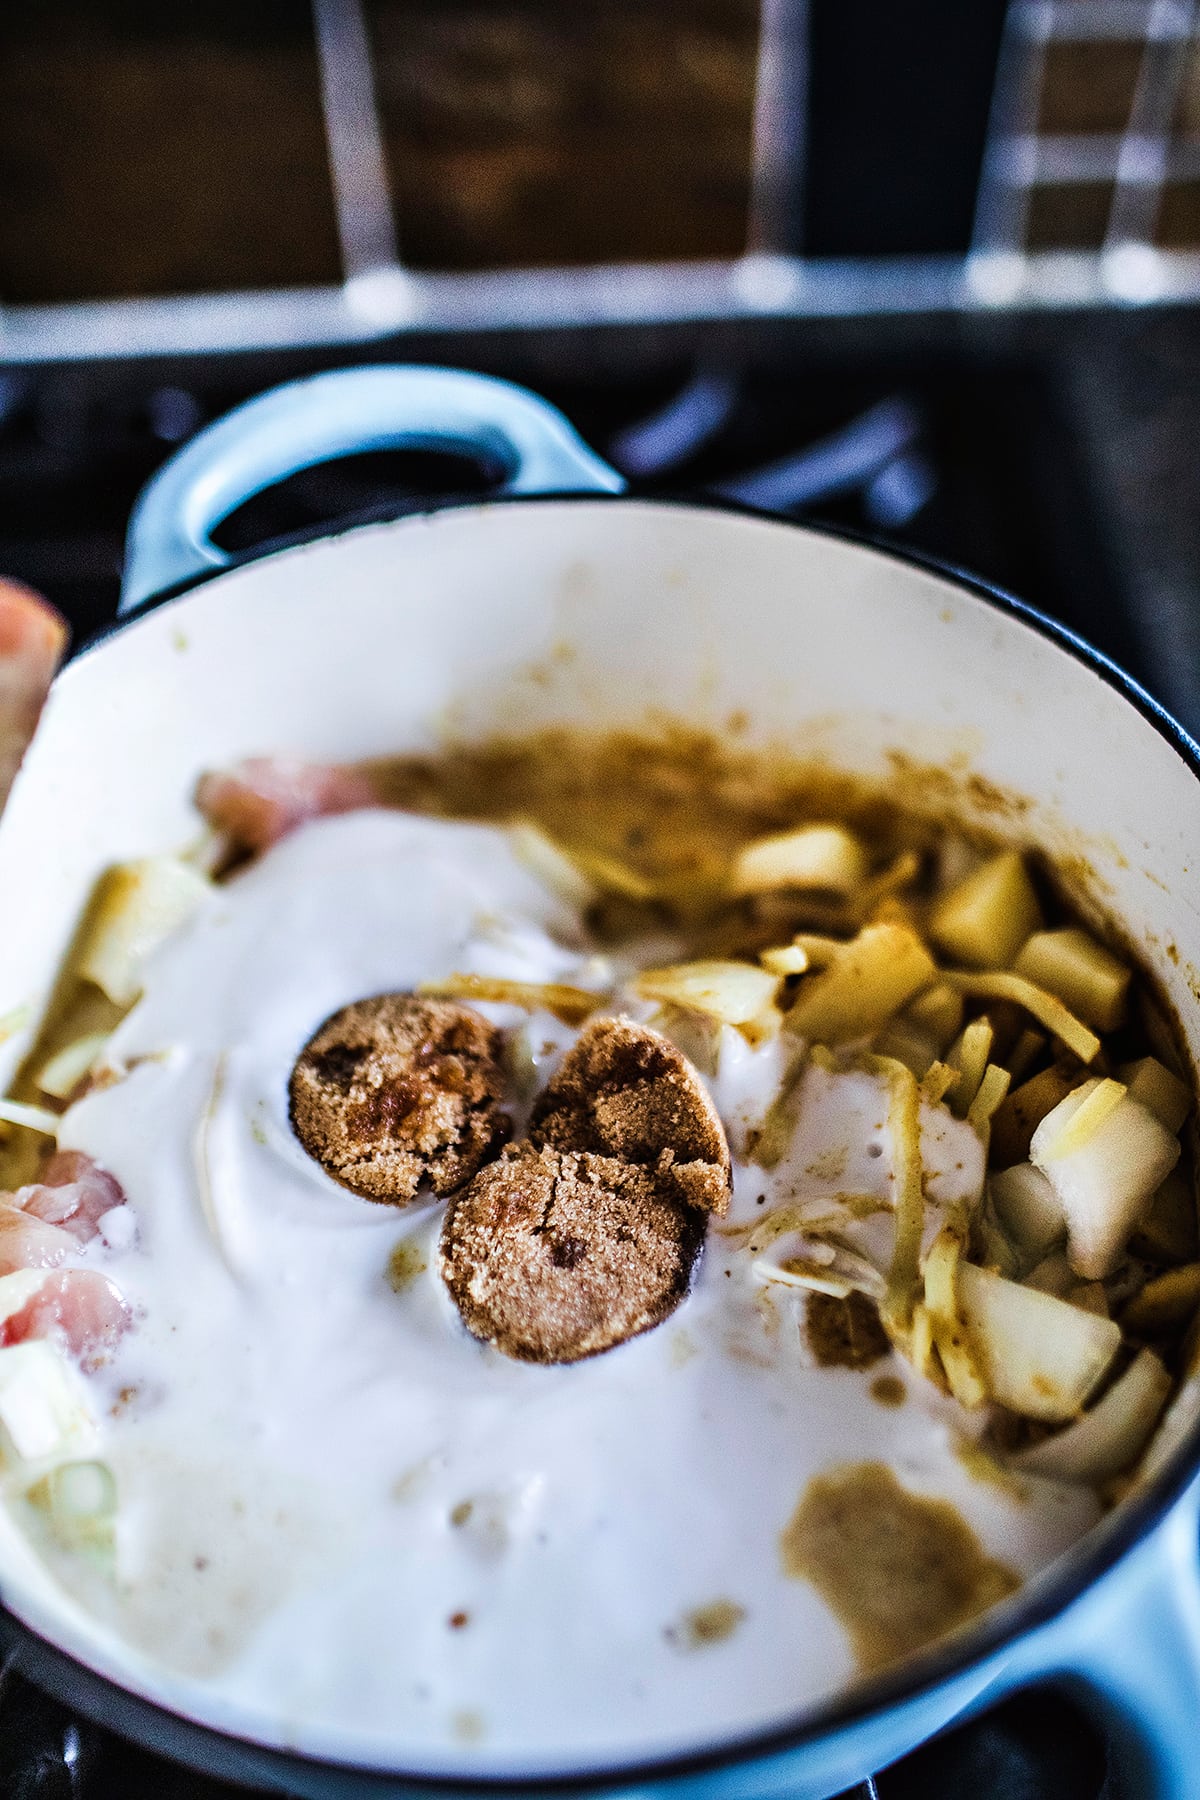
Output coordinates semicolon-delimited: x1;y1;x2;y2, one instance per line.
439;1143;708;1363
289;994;508;1204
439;1017;731;1361
528;1017;732;1216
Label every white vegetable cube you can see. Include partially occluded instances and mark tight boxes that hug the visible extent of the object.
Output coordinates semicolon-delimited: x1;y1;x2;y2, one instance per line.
731;824;868;896
929;850;1042;969
957;1260;1120;1421
1118;1056;1192;1135
1031;1080;1181;1280
989;1163;1065;1262
1013;928;1131;1033
77;856;212;1006
1014;1348;1172;1484
0;1343;95;1464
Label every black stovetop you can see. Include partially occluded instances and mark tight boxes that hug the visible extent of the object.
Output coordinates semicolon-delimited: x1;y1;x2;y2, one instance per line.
1;324;1188;1798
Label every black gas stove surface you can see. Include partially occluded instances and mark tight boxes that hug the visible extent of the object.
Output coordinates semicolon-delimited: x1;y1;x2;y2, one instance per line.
0;349;1141;685
0;327;1186;1798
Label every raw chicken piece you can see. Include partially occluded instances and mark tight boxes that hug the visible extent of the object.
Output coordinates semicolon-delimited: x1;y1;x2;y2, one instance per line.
0;1270;131;1363
13;1150;129;1247
196;757;377;853
0;579;66;813
0;1208;75;1275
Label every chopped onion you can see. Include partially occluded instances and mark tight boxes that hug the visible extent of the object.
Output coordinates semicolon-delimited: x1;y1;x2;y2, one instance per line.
1031;1080;1181;1280
957;1259;1121;1421
787;923;936;1047
731;823;869;897
633;960;781;1030
0;1100;59;1138
989;1163;1064;1262
76;856;212;1006
26;1458;116;1553
1013;1349;1172;1484
751;1256;852;1298
0;1341;94;1462
566;850;657;901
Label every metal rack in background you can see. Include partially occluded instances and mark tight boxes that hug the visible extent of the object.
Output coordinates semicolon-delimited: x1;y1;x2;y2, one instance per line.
1;0;1200;365
972;0;1200;302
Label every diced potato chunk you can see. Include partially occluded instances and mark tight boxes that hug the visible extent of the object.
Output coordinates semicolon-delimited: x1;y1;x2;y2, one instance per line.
1014;928;1131;1033
930;850;1042;969
77;856;212;1006
1031;1080;1181;1280
1013;1348;1171;1484
633;960;780;1028
0;1342;94;1464
1122;1264;1200;1336
989;1163;1065;1262
730;824;868;897
1117;1056;1192;1135
786;922;936;1046
957;1260;1121;1421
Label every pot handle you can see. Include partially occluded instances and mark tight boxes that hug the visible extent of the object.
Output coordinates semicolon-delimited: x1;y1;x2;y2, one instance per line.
991;1473;1200;1797
120;364;625;613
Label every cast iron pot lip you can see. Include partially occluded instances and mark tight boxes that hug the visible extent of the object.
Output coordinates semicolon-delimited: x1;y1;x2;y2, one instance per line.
24;487;1200;1793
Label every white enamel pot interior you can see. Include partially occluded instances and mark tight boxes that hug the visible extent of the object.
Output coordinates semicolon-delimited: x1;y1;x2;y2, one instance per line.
0;371;1196;1799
